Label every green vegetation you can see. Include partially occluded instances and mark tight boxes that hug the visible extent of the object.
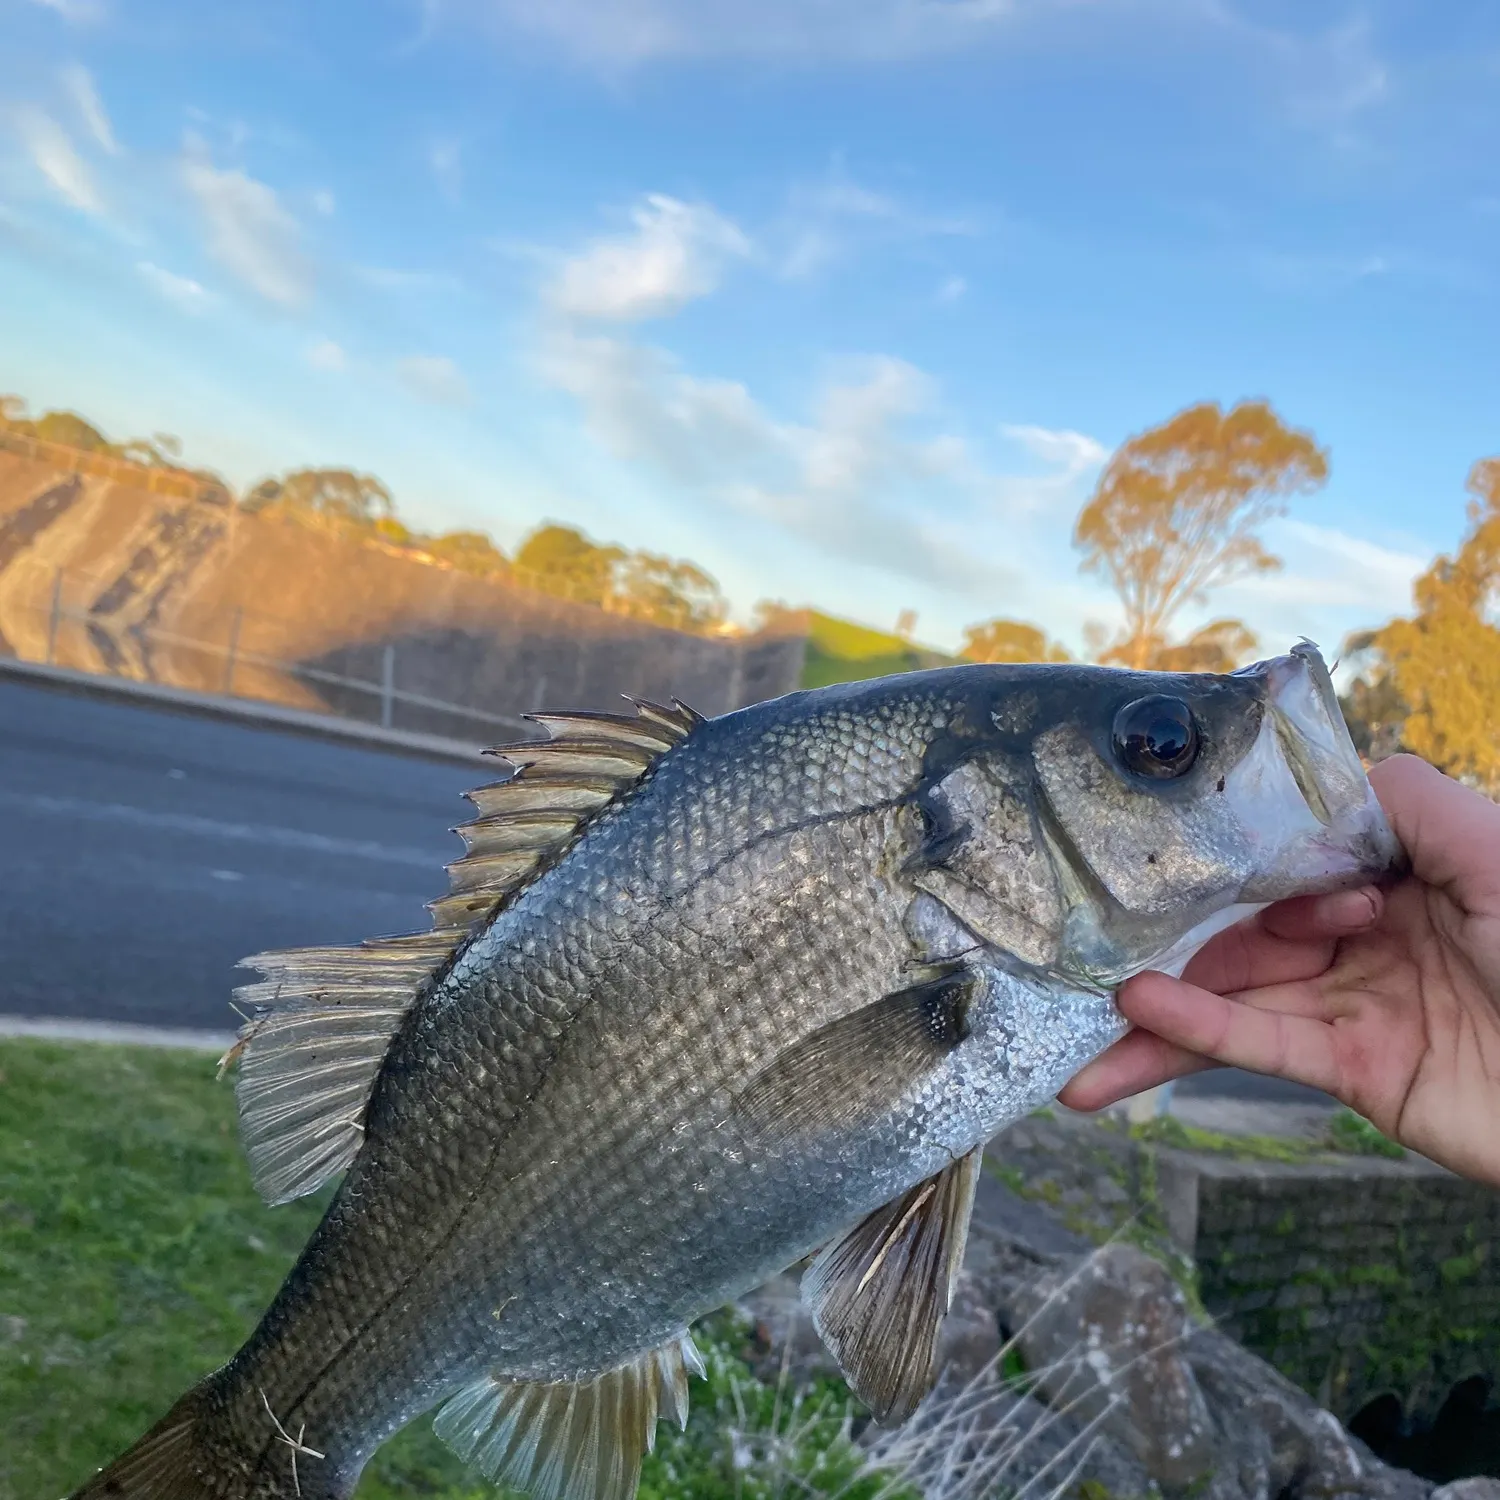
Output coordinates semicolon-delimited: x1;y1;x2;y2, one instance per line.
1325;1108;1407;1159
0;1040;909;1500
757;607;956;689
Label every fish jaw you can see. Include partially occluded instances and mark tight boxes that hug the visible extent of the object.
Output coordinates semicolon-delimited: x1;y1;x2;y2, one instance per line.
1231;642;1403;902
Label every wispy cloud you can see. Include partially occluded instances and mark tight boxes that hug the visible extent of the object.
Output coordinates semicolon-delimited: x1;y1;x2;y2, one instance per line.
137;260;213;314
307;338;348;371
777;165;973;280
429;138;462;202
547;194;752;321
396;354;470;406
181;140;312;306
1001;423;1108;480
13;106;101;214
541;326;1063;600
474;0;1017;67
25;0;106;24
59;64;117;155
935;274;967;304
353;264;457;292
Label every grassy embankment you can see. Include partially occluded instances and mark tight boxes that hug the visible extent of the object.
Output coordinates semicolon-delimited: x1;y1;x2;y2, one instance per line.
798;613;956;691
0;1039;909;1500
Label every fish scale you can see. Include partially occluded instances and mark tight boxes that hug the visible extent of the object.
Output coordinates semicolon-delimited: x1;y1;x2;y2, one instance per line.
74;652;1401;1500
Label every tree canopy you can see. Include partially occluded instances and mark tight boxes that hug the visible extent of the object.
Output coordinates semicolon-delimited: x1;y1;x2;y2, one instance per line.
1354;457;1500;789
960;618;1070;664
1075;399;1327;670
243;468;395;528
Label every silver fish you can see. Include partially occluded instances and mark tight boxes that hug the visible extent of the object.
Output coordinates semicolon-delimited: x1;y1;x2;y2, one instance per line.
76;644;1399;1500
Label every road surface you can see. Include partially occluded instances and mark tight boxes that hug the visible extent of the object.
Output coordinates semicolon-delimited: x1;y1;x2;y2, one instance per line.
0;677;477;1030
0;676;1328;1109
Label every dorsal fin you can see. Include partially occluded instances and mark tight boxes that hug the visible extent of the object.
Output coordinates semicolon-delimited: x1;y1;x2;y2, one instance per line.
227;697;703;1205
430;699;702;935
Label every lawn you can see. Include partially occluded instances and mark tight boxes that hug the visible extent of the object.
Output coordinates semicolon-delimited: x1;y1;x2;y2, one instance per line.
0;1039;905;1500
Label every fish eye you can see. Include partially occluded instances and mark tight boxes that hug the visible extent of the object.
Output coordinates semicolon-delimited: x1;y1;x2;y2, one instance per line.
1111;695;1200;780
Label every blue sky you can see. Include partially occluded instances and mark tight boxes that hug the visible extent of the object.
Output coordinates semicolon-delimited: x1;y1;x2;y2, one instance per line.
1;0;1496;658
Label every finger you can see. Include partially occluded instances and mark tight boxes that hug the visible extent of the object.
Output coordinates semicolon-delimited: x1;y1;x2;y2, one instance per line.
1117;972;1343;1097
1369;755;1500;908
1182;889;1378;995
1059;1029;1217;1112
1259;887;1382;942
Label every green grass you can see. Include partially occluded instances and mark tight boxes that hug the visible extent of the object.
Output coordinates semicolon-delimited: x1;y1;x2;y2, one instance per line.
799;611;956;690
0;1040;908;1500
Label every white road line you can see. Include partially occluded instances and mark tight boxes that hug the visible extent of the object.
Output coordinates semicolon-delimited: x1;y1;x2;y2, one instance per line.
0;1014;237;1051
0;789;442;868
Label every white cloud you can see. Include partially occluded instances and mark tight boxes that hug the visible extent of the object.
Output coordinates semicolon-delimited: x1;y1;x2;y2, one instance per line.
311;188;336;216
136;261;212;313
14;106;101;214
547;195;751;322
397;354;470;406
307;338;347;371
1227;520;1424;614
26;0;105;23
1000;423;1109;480
542;326;1032;596
181;141;312;307
59;65;117;155
354;264;456;292
936;275;968;304
475;0;1016;66
429;138;462;201
776;167;972;280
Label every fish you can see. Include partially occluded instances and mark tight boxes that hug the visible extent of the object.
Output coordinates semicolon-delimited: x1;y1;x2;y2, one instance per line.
74;642;1400;1500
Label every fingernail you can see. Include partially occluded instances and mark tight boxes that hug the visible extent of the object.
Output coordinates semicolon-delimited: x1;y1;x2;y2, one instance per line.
1319;888;1378;929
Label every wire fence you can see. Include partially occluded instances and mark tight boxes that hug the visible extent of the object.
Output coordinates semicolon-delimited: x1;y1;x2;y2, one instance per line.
1;562;808;742
0;428;232;506
6;564;533;742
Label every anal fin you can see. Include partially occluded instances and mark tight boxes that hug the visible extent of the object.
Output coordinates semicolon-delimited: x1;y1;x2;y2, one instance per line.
434;1335;705;1500
801;1148;981;1425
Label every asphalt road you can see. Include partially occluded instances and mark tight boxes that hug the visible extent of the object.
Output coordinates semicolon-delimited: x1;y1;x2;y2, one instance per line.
0;677;478;1030
0;676;1325;1108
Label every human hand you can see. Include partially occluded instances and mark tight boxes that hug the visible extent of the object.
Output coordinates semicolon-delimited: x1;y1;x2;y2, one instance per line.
1059;754;1500;1187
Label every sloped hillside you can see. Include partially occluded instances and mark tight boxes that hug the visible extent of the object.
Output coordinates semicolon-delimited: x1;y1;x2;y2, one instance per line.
0;450;806;733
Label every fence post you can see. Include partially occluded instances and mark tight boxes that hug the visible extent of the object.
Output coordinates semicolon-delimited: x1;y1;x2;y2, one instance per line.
381;644;396;729
45;568;63;665
223;607;243;695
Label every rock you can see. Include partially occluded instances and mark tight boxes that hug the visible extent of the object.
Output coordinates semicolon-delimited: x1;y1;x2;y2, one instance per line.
933;1269;1002;1388
736;1272;841;1389
861;1379;1156;1500
1432;1483;1500;1500
737;1265;1000;1395
1185;1327;1431;1500
1010;1241;1217;1487
962;1170;1434;1500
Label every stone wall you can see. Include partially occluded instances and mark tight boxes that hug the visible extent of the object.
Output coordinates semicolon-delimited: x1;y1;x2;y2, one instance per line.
988;1109;1500;1428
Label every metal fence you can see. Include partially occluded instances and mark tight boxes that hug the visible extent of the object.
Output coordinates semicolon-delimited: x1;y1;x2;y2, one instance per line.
8;565;531;742
0;428;232;506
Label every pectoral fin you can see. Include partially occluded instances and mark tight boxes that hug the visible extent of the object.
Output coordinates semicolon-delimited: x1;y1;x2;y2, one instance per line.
801;1148;982;1425
732;966;976;1144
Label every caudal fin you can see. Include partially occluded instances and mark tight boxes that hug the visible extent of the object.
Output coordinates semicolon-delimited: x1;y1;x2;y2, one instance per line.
70;1385;211;1499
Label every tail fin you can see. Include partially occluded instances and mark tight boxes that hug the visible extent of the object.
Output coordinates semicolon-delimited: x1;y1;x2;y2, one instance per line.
70;1392;203;1498
70;1382;225;1500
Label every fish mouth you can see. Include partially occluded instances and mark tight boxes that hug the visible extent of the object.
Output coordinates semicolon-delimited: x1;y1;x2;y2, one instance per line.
1233;642;1405;902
